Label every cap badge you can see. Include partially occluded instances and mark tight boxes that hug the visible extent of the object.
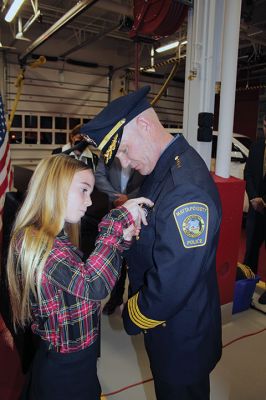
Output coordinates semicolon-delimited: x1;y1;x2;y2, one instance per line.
104;133;118;163
81;135;97;147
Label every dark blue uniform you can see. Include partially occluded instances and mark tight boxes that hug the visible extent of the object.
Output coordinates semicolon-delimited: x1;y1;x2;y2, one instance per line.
122;135;222;398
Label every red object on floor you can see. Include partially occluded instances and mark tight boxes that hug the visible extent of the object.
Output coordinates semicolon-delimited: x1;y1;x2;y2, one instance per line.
0;315;25;399
213;174;246;305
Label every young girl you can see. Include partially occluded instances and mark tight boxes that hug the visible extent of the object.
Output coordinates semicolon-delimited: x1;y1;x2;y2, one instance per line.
7;154;152;400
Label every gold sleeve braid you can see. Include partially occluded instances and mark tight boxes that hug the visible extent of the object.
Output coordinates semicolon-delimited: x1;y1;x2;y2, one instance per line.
128;293;165;329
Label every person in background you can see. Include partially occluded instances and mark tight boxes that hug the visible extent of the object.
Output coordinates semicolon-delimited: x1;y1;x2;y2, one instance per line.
53;124;106;258
95;155;144;314
52;123;99;170
7;154;152;400
80;86;222;400
243;114;266;304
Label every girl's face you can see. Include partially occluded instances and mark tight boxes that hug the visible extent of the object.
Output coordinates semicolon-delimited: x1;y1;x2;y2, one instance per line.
65;169;95;223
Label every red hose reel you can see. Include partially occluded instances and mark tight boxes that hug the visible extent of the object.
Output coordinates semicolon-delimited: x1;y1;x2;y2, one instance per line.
129;0;189;39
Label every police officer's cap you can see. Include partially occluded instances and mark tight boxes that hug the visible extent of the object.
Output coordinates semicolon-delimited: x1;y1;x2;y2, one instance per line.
80;85;151;166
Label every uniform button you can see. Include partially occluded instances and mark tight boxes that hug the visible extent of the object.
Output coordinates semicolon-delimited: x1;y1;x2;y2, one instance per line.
162;323;166;328
143;330;147;334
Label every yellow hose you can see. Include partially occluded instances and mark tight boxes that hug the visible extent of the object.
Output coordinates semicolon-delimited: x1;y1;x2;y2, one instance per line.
151;60;179;106
7;68;25;132
29;55;46;69
7;56;46;132
150;50;181;106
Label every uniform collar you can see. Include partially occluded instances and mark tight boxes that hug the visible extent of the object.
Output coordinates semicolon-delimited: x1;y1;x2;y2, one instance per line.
151;135;189;183
139;135;189;199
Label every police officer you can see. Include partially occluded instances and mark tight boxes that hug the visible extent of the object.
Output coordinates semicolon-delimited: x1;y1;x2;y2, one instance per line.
81;86;222;400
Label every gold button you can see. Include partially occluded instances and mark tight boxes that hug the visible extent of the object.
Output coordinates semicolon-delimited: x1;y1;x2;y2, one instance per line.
143;330;147;334
162;322;166;328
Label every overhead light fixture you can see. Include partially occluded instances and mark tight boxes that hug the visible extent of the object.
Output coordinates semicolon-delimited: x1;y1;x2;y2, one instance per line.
23;9;41;33
15;31;31;41
155;40;180;53
147;45;155;72
15;17;31;41
5;0;26;23
0;41;16;50
181;40;188;46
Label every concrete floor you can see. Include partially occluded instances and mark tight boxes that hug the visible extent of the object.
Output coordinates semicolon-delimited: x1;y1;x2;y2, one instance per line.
0;224;265;400
98;295;266;400
0;288;266;400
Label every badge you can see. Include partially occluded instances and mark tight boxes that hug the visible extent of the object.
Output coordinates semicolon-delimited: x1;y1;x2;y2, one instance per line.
173;202;209;248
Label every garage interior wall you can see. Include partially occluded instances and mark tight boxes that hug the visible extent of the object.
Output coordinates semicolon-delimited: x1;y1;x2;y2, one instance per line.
7;60;109;168
7;58;184;168
214;88;261;140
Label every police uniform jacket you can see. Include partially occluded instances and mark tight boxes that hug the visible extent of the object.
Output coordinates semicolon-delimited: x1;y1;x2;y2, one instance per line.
122;134;222;385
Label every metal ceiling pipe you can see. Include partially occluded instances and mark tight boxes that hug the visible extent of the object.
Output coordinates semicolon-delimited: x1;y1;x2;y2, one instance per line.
22;0;132;19
240;32;266;47
95;0;132;17
60;22;121;58
19;0;99;63
238;62;266;71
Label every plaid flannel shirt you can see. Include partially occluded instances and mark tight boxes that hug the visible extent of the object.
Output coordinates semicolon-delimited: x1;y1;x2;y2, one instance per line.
29;206;133;353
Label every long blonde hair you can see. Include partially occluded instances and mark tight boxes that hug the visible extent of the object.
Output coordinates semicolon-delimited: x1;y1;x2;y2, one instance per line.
7;154;91;328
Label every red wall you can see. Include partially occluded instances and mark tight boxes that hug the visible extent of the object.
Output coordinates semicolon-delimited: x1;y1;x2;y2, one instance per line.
214;88;259;140
213;174;246;305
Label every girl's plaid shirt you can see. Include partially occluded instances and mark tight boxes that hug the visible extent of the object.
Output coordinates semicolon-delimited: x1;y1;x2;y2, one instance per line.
29;206;133;353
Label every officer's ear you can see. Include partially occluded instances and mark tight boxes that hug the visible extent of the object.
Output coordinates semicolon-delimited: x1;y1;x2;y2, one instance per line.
135;114;151;136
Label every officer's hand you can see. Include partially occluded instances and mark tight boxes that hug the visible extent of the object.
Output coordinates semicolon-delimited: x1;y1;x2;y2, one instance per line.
122;197;153;241
123;197;154;226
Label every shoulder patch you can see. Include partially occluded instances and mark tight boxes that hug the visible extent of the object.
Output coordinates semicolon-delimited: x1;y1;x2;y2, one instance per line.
173;202;209;248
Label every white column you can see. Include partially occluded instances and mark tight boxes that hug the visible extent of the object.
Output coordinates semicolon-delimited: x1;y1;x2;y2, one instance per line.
215;0;242;178
0;51;7;102
183;0;224;169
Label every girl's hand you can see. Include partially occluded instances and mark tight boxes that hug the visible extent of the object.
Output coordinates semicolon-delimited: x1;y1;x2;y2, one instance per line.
123;223;140;241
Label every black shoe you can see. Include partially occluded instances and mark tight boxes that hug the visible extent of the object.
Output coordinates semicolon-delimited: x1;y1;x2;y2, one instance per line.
258;291;266;305
102;300;123;315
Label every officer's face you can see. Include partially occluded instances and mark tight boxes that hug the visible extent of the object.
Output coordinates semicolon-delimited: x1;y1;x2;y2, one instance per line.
116;116;160;175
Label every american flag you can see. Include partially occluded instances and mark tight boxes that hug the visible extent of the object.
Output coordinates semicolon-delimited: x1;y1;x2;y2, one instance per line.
0;94;13;233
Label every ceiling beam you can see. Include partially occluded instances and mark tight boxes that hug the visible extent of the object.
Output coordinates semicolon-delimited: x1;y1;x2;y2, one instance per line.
19;0;99;63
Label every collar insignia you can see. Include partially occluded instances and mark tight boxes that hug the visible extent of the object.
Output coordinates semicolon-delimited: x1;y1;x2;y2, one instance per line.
175;155;181;168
